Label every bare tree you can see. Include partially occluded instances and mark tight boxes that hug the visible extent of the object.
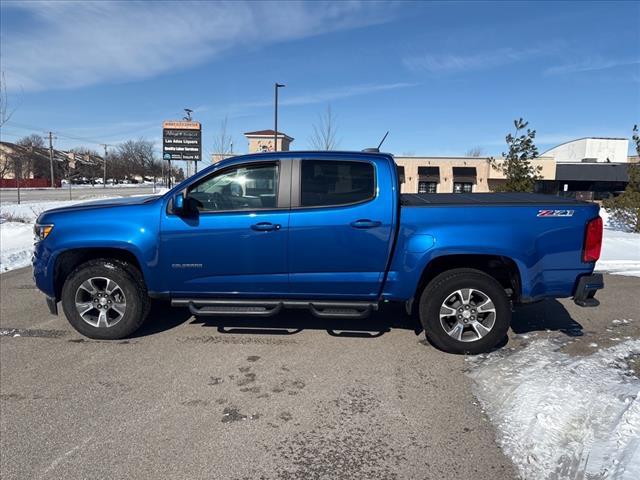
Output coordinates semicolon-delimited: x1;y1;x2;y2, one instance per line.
465;147;484;157
17;134;45;149
16;134;46;179
309;104;339;150
212;116;233;162
0;72;15;128
114;139;156;181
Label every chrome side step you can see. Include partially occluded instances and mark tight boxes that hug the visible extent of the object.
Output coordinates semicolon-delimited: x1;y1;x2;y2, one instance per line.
171;299;378;319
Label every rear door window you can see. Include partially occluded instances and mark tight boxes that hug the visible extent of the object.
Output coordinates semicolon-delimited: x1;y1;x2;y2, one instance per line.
300;160;375;207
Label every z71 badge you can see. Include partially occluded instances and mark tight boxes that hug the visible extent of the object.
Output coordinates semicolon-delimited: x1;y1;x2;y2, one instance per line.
537;209;574;217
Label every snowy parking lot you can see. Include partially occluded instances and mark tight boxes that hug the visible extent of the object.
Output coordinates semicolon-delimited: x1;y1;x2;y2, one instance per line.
1;195;639;479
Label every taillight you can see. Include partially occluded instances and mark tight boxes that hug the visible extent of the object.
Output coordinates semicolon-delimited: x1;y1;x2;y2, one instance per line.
582;216;603;263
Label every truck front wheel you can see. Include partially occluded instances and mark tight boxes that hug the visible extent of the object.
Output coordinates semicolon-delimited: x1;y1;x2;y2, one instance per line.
61;259;149;340
418;268;511;354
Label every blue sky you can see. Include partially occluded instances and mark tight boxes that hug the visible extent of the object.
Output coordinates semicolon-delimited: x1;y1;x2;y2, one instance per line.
1;0;639;160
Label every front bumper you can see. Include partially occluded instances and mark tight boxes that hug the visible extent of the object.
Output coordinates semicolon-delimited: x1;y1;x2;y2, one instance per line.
573;273;604;307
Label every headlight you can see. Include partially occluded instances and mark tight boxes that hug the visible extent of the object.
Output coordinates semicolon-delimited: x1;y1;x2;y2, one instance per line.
34;224;54;241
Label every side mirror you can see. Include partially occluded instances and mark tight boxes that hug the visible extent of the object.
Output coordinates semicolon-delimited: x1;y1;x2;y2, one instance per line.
173;193;202;216
173;193;185;214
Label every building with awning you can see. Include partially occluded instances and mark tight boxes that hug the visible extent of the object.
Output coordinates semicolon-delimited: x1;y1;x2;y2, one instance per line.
395;156;555;193
536;162;632;200
395;137;636;196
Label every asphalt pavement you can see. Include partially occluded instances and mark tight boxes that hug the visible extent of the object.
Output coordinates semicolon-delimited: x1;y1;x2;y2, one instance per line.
1;267;638;479
0;186;161;203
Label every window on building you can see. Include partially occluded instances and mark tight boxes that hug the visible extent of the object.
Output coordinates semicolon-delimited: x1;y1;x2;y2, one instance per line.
453;182;473;194
418;181;437;193
300;160;375;207
189;163;278;211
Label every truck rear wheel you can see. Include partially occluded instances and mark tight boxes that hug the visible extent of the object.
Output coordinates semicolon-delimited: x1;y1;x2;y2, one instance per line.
61;259;149;340
418;268;511;354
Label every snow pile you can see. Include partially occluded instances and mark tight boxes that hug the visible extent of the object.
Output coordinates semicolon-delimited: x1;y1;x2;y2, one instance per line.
467;339;640;480
0;199;106;223
0;194;168;273
596;209;640;277
0;198;117;272
0;222;35;272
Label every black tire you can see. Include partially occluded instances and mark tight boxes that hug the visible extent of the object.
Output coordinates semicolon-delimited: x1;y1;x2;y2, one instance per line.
418;268;511;354
61;259;149;340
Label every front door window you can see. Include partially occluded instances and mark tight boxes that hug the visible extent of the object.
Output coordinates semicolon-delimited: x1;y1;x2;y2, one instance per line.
189;163;278;211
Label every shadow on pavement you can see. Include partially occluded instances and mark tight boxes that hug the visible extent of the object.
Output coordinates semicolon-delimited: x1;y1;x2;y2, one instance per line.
135;301;422;339
132;300;192;338
511;299;583;336
133;298;584;341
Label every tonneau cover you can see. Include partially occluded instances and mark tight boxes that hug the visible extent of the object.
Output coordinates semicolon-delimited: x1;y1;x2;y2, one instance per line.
401;192;588;206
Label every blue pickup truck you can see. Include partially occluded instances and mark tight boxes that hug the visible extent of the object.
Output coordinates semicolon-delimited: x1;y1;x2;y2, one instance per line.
32;151;604;353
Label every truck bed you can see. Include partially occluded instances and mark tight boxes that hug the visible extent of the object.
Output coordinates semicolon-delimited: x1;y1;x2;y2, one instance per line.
401;192;587;206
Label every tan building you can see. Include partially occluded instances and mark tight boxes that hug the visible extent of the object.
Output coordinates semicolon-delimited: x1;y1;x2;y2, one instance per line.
395;156;556;194
244;129;293;153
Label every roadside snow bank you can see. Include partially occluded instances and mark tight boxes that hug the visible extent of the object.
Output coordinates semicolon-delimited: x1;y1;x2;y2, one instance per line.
467;339;640;480
0;222;34;272
0;197;116;223
1;195;166;273
0;198;116;273
597;209;640;277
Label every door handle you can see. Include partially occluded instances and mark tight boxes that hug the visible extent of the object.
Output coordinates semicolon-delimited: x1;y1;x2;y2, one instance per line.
251;222;281;232
350;219;382;229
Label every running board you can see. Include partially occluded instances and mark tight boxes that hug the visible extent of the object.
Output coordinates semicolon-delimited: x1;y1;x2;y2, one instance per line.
171;299;377;319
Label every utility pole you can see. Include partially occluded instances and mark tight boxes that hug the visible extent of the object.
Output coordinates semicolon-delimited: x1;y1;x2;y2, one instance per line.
274;83;285;152
48;131;55;188
101;144;108;188
16;156;21;204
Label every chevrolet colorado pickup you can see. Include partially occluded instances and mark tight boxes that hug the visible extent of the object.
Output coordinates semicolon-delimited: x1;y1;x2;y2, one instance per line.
32;151;604;353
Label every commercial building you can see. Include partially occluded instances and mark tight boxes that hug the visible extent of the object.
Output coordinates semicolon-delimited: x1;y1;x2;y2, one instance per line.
394;156;556;194
244;130;294;153
396;138;635;199
216;132;634;199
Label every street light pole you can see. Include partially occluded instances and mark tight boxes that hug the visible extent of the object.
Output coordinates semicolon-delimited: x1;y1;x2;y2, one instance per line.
274;83;285;151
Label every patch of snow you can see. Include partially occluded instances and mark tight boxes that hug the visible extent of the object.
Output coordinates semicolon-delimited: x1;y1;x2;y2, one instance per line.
0;195;167;273
595;209;640;278
467;339;640;480
0;198;117;273
0;222;34;272
0;198;116;223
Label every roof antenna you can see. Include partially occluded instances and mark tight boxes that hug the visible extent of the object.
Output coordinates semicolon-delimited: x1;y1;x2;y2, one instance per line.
377;131;389;151
362;131;389;153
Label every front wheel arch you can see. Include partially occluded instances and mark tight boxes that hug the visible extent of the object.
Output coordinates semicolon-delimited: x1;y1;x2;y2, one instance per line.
61;258;150;339
53;248;145;301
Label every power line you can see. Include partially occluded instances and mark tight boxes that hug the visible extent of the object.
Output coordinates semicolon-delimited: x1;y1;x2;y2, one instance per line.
3;120;149;146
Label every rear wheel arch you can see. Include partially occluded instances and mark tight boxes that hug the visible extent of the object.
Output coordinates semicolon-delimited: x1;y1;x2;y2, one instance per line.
418;267;512;354
414;254;521;307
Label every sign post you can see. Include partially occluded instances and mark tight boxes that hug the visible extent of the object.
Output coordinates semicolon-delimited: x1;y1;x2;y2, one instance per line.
162;120;202;187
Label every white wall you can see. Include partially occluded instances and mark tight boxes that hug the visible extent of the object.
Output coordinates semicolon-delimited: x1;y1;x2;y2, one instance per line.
544;138;629;163
585;138;629;163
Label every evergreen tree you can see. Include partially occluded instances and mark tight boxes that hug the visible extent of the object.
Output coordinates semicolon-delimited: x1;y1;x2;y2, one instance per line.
491;118;542;192
603;125;640;232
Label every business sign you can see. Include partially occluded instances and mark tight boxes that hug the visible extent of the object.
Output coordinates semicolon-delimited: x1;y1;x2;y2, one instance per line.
162;120;201;161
